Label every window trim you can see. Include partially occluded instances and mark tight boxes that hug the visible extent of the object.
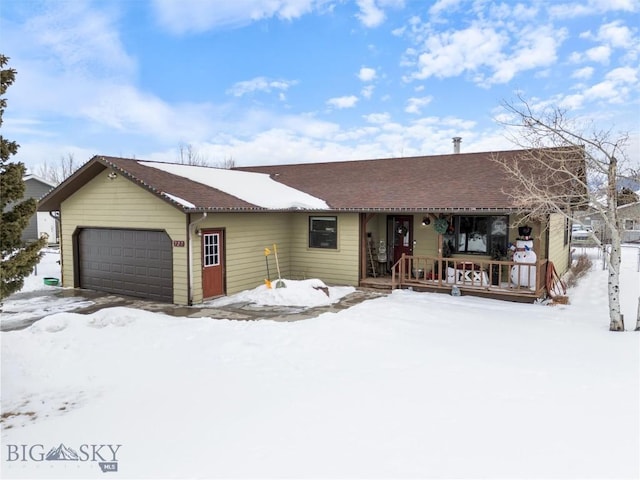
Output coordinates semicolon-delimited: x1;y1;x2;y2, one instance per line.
443;215;509;256
203;232;220;267
309;216;338;249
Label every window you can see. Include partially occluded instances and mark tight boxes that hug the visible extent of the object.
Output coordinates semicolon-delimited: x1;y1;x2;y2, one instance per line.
624;219;635;230
443;215;508;255
203;233;220;266
309;216;337;249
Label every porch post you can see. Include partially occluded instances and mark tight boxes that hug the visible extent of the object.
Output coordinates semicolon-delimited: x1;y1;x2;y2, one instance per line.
360;213;367;280
437;233;443;286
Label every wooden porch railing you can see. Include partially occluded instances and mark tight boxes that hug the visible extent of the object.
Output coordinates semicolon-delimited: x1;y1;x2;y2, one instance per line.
391;254;547;297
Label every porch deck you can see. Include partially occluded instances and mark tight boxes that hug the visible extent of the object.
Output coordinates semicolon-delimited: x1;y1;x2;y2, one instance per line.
360;255;549;303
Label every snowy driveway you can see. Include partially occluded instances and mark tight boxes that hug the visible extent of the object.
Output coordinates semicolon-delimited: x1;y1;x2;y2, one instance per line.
1;248;384;331
1;283;384;332
0;288;99;332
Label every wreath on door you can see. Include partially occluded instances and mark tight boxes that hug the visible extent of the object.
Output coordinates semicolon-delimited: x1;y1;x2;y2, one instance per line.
434;218;449;234
396;225;408;236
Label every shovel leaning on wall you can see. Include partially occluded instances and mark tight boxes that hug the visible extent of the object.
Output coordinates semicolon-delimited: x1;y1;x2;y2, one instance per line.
264;247;272;289
273;244;286;288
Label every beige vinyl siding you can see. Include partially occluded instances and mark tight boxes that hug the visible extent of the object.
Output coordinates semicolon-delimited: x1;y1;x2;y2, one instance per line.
60;173;189;304
547;212;570;275
411;214;440;257
190;212;292;300
289;213;360;286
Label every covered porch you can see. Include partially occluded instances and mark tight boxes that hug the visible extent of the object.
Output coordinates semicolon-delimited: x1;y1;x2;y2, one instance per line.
361;254;549;302
359;212;559;302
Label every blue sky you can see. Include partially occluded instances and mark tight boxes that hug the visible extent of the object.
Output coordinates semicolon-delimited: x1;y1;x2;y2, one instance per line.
1;0;639;173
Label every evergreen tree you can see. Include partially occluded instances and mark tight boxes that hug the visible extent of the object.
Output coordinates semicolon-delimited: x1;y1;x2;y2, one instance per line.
1;54;47;300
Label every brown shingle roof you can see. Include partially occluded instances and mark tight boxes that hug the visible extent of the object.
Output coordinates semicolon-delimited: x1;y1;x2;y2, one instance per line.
37;156;256;212
38;148;585;213
103;157;256;209
238;150;525;210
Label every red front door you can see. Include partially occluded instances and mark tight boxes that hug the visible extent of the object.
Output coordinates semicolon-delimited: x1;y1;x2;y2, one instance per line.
391;215;414;263
202;230;224;298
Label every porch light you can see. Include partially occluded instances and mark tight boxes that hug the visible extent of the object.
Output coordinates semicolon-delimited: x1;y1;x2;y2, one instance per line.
421;216;431;226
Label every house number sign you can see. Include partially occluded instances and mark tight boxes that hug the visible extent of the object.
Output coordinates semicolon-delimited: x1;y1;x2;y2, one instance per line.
173;240;185;247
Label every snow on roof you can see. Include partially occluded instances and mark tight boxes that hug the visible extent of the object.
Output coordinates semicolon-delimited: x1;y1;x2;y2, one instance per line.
140;162;329;210
162;192;196;209
23;174;57;188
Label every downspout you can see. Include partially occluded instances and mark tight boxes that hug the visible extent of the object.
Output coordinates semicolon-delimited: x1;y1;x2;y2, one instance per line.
188;212;208;306
49;211;61;244
50;211;62;283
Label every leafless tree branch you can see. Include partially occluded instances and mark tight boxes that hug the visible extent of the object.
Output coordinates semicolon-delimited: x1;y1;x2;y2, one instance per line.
494;95;632;331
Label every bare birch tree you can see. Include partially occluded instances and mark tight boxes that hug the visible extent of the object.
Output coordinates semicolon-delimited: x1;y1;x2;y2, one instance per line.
493;97;633;332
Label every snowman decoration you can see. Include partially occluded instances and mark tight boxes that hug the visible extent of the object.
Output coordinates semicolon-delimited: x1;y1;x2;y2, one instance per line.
510;226;536;289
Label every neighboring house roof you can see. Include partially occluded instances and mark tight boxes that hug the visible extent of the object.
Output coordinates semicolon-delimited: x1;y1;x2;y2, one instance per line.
23;174;57;189
38;149;585;213
618;201;640;212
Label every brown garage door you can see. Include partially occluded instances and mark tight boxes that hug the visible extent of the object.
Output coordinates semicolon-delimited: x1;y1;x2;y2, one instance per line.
78;228;173;302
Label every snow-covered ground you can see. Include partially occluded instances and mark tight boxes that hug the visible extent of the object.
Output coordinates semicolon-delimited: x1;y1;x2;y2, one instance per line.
1;247;639;479
0;249;95;331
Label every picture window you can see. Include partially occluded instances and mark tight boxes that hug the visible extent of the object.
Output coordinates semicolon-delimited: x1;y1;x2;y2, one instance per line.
309;216;337;249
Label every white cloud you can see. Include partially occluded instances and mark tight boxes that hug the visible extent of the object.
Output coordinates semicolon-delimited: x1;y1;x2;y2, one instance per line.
227;77;298;97
361;85;375;99
559;93;585;110
177;129;368;167
597;21;635;48
584;80;624;103
363;113;391;124
604;66;638;84
1;2;229;149
23;1;135;77
151;0;323;34
511;3;540;19
176;106;478;167
405;96;433;114
79;84;220;140
489;25;565;84
405;20;566;86
409;25;507;80
567;45;611;65
358;67;377;82
354;0;403;27
326;95;359;109
572;66;595;79
585;45;612;63
355;0;385;28
559;66;638;110
584;66;638;104
549;0;638;18
429;0;462;17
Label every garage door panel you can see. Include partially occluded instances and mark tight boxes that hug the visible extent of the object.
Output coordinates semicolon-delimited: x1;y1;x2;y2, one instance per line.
78;228;173;302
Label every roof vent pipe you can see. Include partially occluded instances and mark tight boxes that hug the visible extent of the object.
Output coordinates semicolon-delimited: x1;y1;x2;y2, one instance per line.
452;137;462;154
